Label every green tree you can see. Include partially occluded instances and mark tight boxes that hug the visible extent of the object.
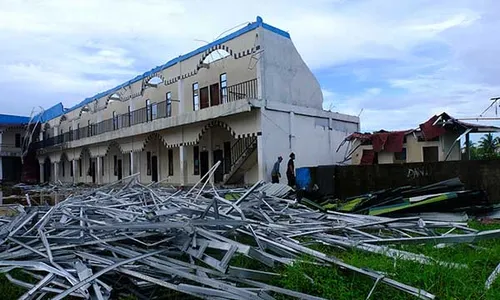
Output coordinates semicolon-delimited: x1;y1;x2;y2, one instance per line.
478;133;498;159
463;140;480;160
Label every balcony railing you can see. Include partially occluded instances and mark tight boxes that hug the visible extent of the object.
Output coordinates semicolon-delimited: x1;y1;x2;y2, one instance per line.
33;78;258;150
227;78;258;102
0;144;22;156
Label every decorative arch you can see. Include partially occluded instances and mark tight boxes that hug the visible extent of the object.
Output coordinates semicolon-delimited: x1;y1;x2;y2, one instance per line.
197;44;235;70
104;93;122;109
79;147;91;159
143;73;165;90
197;120;236;143
105;141;125;156
59;115;68;125
60;152;69;162
203;49;231;65
78;105;91;117
140;132;168;152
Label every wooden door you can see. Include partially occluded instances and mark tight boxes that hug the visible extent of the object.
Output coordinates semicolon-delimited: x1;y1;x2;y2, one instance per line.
200;87;209;109
117;159;123;180
151;156;158;182
200;151;209;180
210;83;220;106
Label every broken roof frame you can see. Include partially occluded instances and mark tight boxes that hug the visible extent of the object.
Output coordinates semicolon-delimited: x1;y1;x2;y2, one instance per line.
2;172;500;299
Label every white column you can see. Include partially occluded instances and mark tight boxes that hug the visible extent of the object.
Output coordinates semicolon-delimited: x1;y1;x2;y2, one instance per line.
257;135;265;182
179;146;187;186
207;128;214;184
96;156;101;185
72;160;77;183
157;142;161;181
138;151;142;183
39;162;44;183
178;77;188;186
130;152;135;174
53;162;58;183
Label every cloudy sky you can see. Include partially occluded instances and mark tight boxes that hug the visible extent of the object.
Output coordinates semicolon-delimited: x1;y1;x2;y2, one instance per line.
0;0;499;132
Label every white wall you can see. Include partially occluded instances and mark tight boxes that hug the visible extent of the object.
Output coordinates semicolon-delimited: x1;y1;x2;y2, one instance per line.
259;28;323;110
260;108;358;182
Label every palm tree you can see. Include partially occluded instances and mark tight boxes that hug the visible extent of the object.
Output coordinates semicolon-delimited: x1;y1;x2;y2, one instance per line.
463;140;479;160
478;133;498;159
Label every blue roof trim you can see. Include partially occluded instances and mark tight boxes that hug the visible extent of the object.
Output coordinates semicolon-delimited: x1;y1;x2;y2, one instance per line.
46;16;290;122
262;23;290;39
33;103;65;123
0;114;30;125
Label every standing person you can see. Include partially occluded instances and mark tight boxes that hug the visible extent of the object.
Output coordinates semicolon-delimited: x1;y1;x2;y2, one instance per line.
271;156;283;183
286;152;296;188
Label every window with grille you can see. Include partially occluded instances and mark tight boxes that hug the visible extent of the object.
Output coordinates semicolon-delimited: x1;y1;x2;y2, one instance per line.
193;83;199;111
220;73;227;103
166;92;172;117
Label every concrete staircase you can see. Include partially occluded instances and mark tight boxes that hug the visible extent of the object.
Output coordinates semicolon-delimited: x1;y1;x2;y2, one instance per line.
223;137;257;185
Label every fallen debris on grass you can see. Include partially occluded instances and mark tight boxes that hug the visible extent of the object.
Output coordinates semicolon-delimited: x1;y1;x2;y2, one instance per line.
1;174;499;299
322;178;492;217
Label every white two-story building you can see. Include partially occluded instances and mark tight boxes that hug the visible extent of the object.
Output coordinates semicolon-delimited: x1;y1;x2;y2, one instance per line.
0;114;30;183
34;16;359;186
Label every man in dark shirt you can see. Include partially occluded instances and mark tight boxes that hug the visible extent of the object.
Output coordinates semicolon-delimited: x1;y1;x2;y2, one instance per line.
286;152;296;188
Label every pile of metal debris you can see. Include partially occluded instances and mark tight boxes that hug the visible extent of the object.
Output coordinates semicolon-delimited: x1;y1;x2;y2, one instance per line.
2;174;500;299
322;178;494;219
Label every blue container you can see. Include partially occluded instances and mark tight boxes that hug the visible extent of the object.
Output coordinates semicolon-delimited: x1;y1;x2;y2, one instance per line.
296;167;311;190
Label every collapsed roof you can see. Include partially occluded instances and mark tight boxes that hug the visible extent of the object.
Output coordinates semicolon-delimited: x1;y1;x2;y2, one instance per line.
344;112;500;152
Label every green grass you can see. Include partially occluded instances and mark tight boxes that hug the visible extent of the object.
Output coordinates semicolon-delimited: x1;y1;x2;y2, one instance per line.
280;222;500;299
3;222;500;299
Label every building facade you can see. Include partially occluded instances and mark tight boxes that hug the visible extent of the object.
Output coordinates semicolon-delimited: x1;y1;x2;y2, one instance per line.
0;114;30;182
34;17;359;185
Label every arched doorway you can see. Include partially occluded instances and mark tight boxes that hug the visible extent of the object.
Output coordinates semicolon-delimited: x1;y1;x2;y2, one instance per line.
43;157;51;183
105;143;124;183
141;133;168;183
80;148;94;184
60;153;70;183
197;122;238;184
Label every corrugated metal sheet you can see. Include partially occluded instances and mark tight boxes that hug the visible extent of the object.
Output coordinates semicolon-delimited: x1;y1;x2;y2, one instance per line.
257;183;293;198
0;114;30;125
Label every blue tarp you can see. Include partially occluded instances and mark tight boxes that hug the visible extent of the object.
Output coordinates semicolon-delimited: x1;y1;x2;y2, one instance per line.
32;103;65;123
296;167;312;190
0;114;30;125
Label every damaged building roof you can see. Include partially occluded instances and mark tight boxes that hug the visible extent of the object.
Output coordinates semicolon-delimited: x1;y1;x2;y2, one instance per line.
346;112;500;145
34;16;289;123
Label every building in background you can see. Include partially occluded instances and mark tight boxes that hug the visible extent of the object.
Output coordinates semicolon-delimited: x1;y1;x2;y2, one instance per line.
0;114;30;182
31;17;359;185
343;113;500;165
